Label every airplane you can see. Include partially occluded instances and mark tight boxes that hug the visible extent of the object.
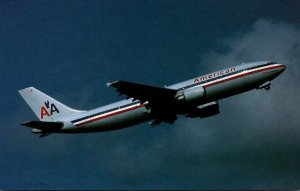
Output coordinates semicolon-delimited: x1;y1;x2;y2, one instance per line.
18;61;285;137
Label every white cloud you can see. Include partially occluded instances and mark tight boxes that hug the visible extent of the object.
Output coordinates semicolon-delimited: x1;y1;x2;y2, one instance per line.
176;18;300;145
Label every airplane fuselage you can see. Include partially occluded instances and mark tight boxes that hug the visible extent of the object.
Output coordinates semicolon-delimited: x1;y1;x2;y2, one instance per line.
58;61;285;133
19;61;285;135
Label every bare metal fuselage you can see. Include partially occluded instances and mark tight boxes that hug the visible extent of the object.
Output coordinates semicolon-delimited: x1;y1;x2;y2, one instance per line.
57;61;285;133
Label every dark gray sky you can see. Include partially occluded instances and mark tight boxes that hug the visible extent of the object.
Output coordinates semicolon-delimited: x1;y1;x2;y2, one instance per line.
1;0;300;189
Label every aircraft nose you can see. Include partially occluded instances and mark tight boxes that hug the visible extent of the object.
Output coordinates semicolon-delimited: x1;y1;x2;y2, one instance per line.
279;64;286;73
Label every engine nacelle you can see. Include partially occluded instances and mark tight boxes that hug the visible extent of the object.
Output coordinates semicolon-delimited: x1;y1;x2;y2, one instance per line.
187;101;220;118
176;86;206;102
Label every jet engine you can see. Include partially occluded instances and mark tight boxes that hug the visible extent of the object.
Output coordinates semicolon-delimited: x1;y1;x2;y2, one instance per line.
186;101;220;118
176;86;206;102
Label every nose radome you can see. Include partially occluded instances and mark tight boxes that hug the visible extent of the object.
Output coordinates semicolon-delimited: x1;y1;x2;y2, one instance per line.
276;64;286;75
280;64;286;72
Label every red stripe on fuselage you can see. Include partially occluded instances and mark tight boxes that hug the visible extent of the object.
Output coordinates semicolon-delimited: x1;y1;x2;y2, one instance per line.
204;65;284;88
75;65;284;127
75;103;147;127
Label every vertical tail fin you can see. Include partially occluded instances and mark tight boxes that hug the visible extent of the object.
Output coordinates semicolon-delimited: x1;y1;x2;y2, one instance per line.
18;87;84;121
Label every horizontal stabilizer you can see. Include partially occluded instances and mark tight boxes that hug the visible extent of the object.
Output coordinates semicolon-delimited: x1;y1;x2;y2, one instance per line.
21;121;63;132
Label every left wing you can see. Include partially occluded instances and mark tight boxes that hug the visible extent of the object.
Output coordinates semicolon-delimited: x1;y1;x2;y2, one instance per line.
107;80;177;103
107;80;178;126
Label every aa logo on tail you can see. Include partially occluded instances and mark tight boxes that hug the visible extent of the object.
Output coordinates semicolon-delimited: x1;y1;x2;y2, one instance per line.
40;100;60;119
